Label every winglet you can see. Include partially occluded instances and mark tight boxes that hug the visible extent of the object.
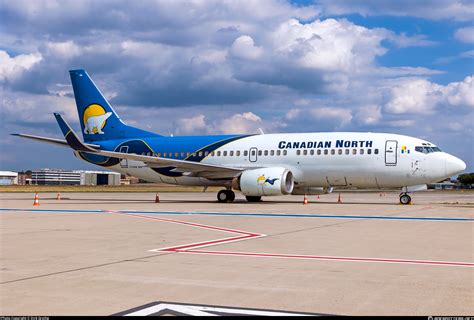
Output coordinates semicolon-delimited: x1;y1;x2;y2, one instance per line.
54;113;97;152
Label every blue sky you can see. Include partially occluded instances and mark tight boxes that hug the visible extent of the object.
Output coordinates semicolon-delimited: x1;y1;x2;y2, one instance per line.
0;0;473;173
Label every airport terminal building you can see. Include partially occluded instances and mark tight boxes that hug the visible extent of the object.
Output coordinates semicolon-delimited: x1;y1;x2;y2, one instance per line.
31;169;120;186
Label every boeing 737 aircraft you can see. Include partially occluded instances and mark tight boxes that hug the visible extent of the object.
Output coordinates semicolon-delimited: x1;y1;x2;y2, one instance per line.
14;70;466;204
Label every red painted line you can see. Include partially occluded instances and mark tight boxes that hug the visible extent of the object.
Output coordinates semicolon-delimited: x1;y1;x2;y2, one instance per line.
114;212;264;252
160;234;260;252
111;211;473;268
179;250;474;267
115;212;260;236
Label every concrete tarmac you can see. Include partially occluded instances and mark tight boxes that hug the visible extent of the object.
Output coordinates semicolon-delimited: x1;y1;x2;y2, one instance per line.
0;191;473;315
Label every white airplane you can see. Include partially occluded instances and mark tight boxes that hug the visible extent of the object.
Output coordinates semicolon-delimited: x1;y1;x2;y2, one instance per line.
14;70;466;204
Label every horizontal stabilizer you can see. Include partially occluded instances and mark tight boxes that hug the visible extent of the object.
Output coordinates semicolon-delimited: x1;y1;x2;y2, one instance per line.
54;113;98;152
11;133;100;149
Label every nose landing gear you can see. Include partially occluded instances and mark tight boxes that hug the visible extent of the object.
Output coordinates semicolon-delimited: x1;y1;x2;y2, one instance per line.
399;193;412;205
217;189;235;203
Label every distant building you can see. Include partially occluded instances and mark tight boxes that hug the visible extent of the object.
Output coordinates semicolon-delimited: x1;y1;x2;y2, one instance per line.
17;173;30;185
31;169;120;186
0;171;18;185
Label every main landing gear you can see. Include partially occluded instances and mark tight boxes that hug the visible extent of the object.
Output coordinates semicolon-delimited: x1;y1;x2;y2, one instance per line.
399;193;412;205
217;189;235;203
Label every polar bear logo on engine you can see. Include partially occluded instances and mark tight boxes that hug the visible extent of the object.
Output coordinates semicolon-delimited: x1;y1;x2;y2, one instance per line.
84;112;112;134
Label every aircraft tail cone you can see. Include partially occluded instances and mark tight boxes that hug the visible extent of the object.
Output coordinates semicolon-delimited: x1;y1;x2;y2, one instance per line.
56;193;61;200
33;193;40;206
337;193;342;204
155;193;160;203
303;194;308;205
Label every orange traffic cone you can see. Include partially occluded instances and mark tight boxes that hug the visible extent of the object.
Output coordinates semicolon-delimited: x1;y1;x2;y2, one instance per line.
56;193;61;200
303;194;308;205
155;192;160;203
33;193;40;206
337;193;342;203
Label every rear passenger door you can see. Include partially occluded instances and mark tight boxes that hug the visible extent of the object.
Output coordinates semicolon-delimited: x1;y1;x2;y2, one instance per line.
249;147;258;162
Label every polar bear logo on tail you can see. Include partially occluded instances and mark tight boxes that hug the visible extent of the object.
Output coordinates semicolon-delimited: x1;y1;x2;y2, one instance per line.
84;112;112;134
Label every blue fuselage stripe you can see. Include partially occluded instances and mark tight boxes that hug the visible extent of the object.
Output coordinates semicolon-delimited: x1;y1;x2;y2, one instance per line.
0;208;472;221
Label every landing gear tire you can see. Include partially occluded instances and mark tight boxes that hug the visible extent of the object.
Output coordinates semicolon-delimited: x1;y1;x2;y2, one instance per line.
246;196;262;202
399;193;411;205
217;190;235;203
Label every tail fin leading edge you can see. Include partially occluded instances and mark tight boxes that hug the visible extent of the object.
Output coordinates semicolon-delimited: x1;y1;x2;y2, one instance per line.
69;69;158;142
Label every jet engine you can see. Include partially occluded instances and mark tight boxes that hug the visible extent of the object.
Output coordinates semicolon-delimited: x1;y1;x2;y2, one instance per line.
232;167;294;196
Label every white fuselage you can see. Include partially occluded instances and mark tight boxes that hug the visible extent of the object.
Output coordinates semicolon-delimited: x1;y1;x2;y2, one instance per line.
104;132;465;190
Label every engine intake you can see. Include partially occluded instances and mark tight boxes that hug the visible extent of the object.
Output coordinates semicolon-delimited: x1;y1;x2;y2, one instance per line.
233;167;294;196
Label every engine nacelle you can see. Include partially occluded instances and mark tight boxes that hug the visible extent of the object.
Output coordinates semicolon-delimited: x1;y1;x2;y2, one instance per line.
292;186;333;195
233;167;294;196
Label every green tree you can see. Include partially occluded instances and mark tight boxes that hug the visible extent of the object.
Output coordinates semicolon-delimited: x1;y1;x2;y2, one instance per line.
457;173;474;184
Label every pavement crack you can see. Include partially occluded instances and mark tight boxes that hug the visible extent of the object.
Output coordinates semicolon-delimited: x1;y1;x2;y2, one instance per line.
0;252;173;285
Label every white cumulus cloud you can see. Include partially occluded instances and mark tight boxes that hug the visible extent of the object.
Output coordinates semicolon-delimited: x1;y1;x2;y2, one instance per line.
47;40;81;59
271;18;387;72
454;26;474;44
230;35;263;60
0;50;42;82
216;112;263;134
175;114;208;135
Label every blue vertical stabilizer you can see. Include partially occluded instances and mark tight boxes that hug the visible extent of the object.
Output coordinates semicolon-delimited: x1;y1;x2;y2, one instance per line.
69;69;159;142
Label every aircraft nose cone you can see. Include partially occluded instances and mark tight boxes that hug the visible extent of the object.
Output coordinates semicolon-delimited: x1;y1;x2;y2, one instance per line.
445;155;466;176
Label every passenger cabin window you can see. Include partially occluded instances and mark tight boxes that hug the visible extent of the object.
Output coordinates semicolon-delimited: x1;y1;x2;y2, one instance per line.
264;150;268;156
374;149;379;154
317;150;321;155
251;150;255;156
352;149;357;155
230;151;234;156
258;150;262;156
324;149;328;155
367;149;371;155
310;150;314;155
345;149;349;155
360;149;364;155
244;150;248;156
236;151;241;156
223;151;227;156
338;149;342;155
205;151;209;156
296;150;301;156
217;151;221;156
331;149;335;155
276;150;281;156
283;150;287;156
270;150;275;156
175;152;179;157
303;150;308;156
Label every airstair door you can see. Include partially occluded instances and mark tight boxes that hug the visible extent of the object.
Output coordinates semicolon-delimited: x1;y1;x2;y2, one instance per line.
385;140;398;166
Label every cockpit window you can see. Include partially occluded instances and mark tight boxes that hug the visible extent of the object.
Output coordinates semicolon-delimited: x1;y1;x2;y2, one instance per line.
415;146;442;154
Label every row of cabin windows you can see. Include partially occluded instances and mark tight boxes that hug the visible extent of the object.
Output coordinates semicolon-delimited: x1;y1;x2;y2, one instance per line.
140;148;379;158
296;148;379;156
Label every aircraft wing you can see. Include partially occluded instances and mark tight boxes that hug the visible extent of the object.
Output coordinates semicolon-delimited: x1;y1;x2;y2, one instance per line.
51;113;244;179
